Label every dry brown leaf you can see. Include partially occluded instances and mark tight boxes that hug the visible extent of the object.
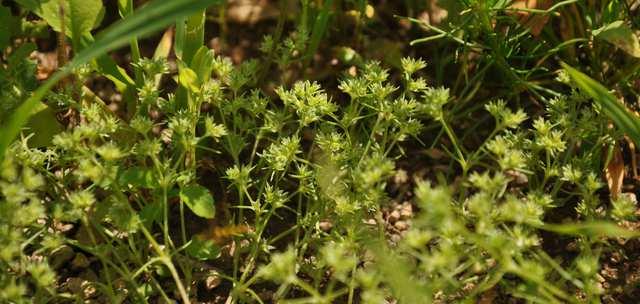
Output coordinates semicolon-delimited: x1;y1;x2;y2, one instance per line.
626;135;638;179
478;286;497;304
227;0;279;25
605;145;626;200
427;0;448;26
31;51;58;81
197;220;252;245
509;0;552;36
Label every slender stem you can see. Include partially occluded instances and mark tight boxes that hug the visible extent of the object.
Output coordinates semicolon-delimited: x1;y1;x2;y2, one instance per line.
139;224;191;304
440;118;467;170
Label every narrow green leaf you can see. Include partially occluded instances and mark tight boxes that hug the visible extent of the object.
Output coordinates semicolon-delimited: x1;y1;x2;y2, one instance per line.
593;20;640;58
117;0;130;17
179;184;215;219
181;11;206;63
153;28;174;60
305;0;333;66
79;34;135;93
542;222;640;238
174;17;186;60
185;237;221;260
0;0;221;160
562;63;640;146
23;103;63;147
153;28;174;88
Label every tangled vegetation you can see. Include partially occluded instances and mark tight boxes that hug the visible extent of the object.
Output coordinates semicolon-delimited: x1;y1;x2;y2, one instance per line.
2;0;640;303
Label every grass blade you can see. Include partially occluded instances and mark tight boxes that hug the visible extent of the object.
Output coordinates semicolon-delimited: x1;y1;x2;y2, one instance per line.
562;63;640;146
305;0;333;67
542;221;640;238
0;0;221;160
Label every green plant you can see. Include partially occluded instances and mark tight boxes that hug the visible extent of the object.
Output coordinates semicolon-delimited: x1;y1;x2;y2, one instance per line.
2;0;640;303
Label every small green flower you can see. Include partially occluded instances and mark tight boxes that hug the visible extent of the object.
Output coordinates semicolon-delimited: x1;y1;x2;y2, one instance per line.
258;247;298;283
225;165;253;189
276;81;336;126
486;100;527;129
68;190;96;209
263;184;287;209
134;57;169;78
321;242;357;279
97;143;124;162
21;167;43;191
134;139;162;157
204;116;227;139
74;159;103;183
407;77;428;92
262;136;301;172
611;194;636;221
0;278;26;301
498;195;543;225
469;171;508;196
130;116;154;135
339;77;368;99
316;131;346;159
401;57;427;76
561;164;583;183
26;261;56;287
422;87;450;120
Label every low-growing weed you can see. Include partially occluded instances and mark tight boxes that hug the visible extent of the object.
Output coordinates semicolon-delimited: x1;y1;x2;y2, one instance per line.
2;0;640;303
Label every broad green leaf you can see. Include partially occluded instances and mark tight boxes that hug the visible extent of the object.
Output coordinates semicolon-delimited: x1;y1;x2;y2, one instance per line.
542;222;640;238
140;201;162;227
593;20;640;58
109;198;140;233
190;46;214;84
367;239;433;303
118;167;156;188
562;63;640;146
0;5;19;50
179;184;215;219
23;103;63;147
185;237;221;260
18;0;105;47
178;64;201;93
0;0;222;161
94;54;135;92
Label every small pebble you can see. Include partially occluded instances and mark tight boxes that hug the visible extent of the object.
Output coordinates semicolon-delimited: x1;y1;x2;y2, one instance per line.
400;203;413;219
65;277;84;294
394;221;409;231
81;281;97;299
319;220;333;232
205;275;221;290
388;210;401;223
364;218;377;225
394;169;408;185
71;252;91;270
51;245;75;269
